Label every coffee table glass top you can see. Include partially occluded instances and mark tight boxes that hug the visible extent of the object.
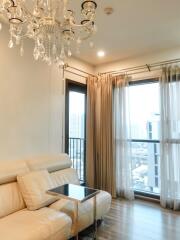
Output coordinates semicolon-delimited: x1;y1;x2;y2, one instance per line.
47;184;99;203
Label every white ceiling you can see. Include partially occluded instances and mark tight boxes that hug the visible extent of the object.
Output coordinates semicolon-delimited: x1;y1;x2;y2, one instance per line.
69;0;180;66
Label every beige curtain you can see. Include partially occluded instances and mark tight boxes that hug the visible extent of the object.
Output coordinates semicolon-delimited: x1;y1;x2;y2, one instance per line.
86;74;116;197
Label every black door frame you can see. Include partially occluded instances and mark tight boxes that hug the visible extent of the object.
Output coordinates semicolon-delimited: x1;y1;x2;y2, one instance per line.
65;79;87;181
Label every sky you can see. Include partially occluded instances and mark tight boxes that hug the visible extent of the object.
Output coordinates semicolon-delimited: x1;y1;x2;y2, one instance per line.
69;91;85;114
129;82;160;139
129;82;160;122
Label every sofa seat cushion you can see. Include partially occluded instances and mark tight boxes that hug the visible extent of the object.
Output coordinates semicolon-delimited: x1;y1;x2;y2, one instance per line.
49;190;111;236
0;207;72;240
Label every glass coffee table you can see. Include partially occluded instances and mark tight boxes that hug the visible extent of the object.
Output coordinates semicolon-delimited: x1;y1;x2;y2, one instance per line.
47;184;100;240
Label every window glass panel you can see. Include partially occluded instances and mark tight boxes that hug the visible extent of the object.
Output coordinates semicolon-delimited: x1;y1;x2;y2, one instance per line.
131;141;160;194
68;90;86;182
69;91;85;139
129;83;160;140
130;82;160;195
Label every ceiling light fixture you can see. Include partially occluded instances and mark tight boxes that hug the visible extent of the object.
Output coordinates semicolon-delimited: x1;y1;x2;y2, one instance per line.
0;0;98;67
97;50;105;57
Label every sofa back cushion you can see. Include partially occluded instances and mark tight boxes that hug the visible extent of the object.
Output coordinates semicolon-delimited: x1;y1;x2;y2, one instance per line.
17;170;57;210
0;160;29;185
0;182;25;218
26;154;72;173
51;168;80;187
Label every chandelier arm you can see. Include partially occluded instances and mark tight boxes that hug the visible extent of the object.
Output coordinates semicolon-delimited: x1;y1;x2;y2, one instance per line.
69;19;94;28
10;26;40;40
10;0;15;7
10;29;39;39
79;32;93;41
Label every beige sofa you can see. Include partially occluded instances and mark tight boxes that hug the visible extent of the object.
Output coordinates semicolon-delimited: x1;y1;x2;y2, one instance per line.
0;154;111;240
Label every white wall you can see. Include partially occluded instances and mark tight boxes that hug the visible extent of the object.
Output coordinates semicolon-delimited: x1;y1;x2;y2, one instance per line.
95;47;180;80
66;58;94;84
0;25;94;160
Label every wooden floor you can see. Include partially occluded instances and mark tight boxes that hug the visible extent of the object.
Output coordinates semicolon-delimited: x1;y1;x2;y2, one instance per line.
81;199;180;240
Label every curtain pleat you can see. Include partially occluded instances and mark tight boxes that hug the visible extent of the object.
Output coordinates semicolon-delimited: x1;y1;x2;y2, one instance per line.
86;77;96;189
86;74;134;199
160;66;180;210
86;75;116;197
113;75;134;200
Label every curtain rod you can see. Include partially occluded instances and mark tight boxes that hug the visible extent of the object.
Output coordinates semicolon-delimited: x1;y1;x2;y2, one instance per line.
65;64;97;78
65;69;87;79
62;57;180;79
101;58;180;75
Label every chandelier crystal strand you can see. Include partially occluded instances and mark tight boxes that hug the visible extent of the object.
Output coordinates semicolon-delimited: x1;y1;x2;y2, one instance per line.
0;0;97;67
20;40;24;56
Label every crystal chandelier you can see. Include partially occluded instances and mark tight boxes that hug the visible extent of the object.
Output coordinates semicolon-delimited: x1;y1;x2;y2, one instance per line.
0;0;97;66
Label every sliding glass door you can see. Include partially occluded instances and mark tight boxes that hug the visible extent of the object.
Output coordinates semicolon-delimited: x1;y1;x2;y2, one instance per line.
129;80;160;197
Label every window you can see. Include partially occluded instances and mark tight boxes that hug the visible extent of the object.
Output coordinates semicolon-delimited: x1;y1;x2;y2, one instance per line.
65;80;87;183
129;80;160;196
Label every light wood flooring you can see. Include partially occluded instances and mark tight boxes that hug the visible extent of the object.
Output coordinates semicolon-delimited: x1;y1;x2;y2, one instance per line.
81;199;180;240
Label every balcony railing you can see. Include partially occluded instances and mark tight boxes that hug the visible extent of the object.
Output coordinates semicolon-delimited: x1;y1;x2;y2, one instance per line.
68;137;86;182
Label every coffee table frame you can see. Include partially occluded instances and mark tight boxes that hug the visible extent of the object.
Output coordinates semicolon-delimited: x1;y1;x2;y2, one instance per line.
47;184;100;240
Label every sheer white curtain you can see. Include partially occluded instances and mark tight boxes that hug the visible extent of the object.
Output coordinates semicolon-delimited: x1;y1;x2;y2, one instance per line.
160;66;180;210
113;75;134;200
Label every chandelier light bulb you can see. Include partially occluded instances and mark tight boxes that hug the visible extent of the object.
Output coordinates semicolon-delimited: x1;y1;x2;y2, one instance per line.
0;23;2;31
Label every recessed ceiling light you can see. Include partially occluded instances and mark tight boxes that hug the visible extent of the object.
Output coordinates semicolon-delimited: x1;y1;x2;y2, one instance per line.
104;7;114;15
97;50;105;57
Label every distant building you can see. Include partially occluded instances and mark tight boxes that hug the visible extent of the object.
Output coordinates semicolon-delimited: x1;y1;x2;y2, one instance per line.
147;113;160;193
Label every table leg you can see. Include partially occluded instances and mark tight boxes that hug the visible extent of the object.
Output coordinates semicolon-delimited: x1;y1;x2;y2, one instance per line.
93;195;97;239
74;201;79;240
